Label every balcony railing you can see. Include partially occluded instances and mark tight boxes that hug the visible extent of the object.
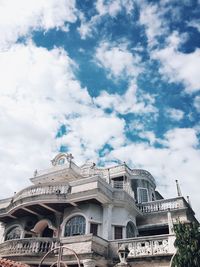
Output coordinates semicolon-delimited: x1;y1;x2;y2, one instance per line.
0;235;108;258
118;234;176;258
137;197;186;213
13;182;70;203
0;183;70;217
111;180;135;199
81;164;155;184
0;238;58;257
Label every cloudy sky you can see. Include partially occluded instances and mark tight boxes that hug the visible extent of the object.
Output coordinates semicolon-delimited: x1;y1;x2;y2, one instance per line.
0;0;200;218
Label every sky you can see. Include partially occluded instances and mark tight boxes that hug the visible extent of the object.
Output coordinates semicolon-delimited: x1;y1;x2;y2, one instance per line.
0;0;200;219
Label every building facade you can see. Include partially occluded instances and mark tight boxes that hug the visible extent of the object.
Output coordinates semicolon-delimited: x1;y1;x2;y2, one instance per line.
0;153;197;267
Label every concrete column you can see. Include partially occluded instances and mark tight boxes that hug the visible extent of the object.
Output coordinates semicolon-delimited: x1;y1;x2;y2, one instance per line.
82;259;96;267
102;204;113;240
167;210;174;234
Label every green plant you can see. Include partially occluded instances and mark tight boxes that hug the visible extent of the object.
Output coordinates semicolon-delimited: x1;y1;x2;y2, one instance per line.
172;222;200;267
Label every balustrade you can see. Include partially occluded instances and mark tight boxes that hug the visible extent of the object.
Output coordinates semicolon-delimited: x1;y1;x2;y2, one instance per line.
13;183;69;202
0;238;57;257
118;235;175;258
137;197;185;213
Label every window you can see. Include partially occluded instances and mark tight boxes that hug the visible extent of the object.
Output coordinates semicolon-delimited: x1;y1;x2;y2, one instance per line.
112;177;124;189
126;221;136;238
114;226;123;240
64;215;86;237
5;226;22;241
137;188;149;203
58;158;65;165
90;223;98;236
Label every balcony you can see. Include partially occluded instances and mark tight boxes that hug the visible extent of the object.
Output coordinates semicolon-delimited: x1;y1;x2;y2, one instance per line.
137;197;187;213
13;183;70;202
0;182;70;222
0;238;58;257
109;234;176;259
0;177;114;222
0;235;108;261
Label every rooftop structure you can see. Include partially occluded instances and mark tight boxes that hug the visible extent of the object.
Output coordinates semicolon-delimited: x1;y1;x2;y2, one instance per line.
0;153;197;267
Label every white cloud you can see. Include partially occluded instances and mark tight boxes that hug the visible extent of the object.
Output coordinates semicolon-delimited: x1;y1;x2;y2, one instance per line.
0;42;127;196
94;81;157;114
166;108;184;121
0;0;78;49
96;0;134;17
152;32;200;93
187;19;200;32
78;0;134;40
139;1;167;48
194;95;200;112
95;42;142;79
77;21;93;40
108;127;200;219
56;115;126;162
138;131;157;145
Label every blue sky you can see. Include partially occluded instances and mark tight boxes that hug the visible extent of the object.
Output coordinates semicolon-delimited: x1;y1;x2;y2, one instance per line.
0;0;200;218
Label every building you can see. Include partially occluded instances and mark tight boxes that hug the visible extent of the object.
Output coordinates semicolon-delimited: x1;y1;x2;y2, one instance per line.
0;153;197;267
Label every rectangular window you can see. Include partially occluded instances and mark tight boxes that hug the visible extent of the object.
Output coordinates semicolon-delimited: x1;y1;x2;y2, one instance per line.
138;188;149;203
90;223;98;236
114;226;123;240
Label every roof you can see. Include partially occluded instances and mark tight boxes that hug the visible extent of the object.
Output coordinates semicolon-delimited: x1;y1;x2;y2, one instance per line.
0;258;30;267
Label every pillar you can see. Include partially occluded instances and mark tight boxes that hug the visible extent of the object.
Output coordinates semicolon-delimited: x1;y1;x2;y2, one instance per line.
102;204;113;240
167;209;174;234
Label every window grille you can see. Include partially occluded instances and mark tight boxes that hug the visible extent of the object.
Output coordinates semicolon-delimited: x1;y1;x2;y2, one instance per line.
64;215;86;237
126;221;136;238
138;188;149;203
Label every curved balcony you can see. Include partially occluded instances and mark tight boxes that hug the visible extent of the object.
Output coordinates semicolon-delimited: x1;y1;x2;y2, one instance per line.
137;197;187;213
0;177;114;222
0;238;58;257
0;183;70;221
13;183;70;202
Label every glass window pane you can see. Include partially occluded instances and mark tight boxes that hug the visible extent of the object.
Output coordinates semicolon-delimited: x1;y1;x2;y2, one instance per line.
126;221;136;238
114;226;123;240
64;216;86;237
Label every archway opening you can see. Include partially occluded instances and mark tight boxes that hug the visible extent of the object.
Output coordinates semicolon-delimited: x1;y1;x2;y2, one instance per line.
32;220;54;238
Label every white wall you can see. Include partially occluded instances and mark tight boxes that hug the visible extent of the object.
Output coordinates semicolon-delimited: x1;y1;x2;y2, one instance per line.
0;223;4;243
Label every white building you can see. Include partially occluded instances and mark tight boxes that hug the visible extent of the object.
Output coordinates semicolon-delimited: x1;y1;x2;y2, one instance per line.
0;153;197;267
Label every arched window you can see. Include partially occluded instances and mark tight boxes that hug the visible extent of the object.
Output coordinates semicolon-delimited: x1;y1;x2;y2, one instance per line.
126;221;136;238
64;215;86;237
5;226;22;241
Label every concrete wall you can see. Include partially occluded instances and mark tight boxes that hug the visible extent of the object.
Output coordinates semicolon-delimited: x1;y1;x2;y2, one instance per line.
127;257;172;267
0;223;4;243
